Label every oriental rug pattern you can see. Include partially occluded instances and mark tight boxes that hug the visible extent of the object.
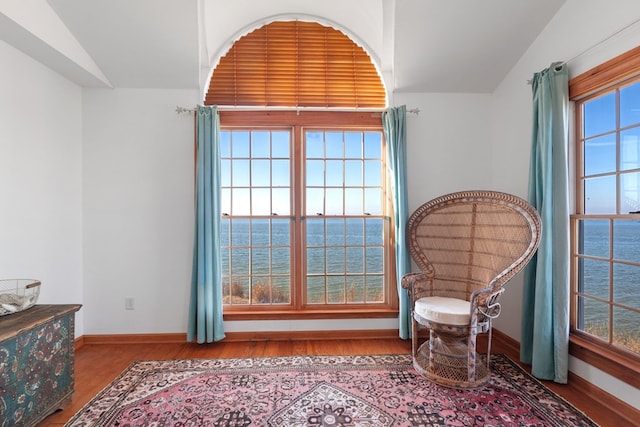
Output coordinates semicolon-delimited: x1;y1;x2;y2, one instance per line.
65;354;598;427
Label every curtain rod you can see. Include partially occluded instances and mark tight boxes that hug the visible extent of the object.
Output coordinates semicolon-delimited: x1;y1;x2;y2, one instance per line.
176;106;420;115
526;16;640;85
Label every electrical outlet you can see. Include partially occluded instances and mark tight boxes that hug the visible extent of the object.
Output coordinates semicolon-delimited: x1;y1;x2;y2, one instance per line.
125;297;135;310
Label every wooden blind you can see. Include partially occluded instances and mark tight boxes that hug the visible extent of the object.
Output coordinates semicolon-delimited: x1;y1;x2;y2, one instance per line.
205;21;386;108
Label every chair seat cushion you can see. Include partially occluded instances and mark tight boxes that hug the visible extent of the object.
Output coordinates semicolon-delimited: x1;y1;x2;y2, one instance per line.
414;296;470;325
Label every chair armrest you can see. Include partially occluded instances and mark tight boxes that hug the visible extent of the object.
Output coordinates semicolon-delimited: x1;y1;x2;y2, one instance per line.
401;272;432;289
470;287;505;319
401;272;434;301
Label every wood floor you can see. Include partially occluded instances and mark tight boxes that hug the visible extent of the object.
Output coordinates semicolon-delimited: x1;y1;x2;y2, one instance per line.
40;337;633;426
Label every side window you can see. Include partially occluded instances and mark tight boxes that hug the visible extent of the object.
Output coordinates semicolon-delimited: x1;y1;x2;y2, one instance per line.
573;78;640;357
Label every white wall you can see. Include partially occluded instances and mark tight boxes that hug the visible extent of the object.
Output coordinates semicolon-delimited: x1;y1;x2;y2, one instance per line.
491;0;640;409
395;92;494;213
82;88;198;334
0;40;84;335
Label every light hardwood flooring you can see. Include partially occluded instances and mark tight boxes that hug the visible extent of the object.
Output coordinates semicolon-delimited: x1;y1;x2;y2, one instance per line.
40;337;634;426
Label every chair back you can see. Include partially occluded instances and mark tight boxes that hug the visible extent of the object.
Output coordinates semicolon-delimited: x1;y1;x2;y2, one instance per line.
406;191;541;301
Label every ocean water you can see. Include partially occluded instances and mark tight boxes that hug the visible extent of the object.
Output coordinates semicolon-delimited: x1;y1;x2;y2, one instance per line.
220;217;640;344
579;220;640;340
220;217;385;304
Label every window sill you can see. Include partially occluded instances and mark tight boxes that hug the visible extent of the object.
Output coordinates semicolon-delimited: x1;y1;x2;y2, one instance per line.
223;307;399;321
569;332;640;388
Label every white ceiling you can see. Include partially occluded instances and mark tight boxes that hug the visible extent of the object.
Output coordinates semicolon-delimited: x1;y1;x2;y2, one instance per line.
2;0;566;94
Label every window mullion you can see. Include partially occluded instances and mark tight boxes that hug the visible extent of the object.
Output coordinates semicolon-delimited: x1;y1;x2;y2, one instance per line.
292;124;305;309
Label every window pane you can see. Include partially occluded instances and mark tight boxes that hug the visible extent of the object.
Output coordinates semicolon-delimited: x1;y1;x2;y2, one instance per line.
613;220;640;262
272;131;290;157
364;132;382;158
365;188;382;215
306;276;325;303
579;296;609;340
252;248;269;274
584;175;616;214
306;160;324;186
366;218;384;245
306;188;324;216
366;247;384;274
580;258;609;300
326;219;344;246
251;131;270;157
584;134;616;176
326;160;343;186
345;188;363;214
306;132;324;158
367;276;384;302
231;219;250;246
252;159;270;185
345;132;362;158
347;276;364;302
613;263;640;309
327;276;345;303
306;248;325;274
220;131;231;157
272;219;290;246
306;219;325;246
221;188;231;215
620;81;640;128
346;218;364;245
221;159;231;186
346;247;364;273
621;172;640;214
232;188;251;215
232;159;250;186
579;219;609;258
272;247;290;274
226;277;249;305
621;128;640;171
272;160;289;186
327;248;345;274
326;132;343;157
613;306;640;353
272;277;291;303
251;219;269;246
231;248;249;274
364;160;382;186
325;188;344;215
220;218;230;247
272;188;290;215
251;189;270;215
251;277;270;304
232;131;250;157
345;160;363;186
584;92;616;138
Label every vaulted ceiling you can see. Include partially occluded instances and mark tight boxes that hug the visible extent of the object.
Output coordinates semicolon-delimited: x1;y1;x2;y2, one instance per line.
1;0;566;96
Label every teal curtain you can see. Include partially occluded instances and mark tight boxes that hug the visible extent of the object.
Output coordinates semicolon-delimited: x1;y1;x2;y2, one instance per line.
521;62;569;383
383;105;412;339
187;105;225;343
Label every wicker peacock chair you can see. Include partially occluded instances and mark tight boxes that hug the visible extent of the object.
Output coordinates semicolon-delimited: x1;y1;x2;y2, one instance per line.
402;190;541;388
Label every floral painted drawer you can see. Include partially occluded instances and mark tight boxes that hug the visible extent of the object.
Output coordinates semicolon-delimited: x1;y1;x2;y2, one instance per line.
0;304;81;426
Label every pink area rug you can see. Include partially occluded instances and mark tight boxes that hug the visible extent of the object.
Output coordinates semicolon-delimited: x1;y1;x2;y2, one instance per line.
65;354;598;426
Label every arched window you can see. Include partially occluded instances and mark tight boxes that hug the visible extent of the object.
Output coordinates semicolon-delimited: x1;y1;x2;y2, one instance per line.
205;20;386;109
207;21;396;319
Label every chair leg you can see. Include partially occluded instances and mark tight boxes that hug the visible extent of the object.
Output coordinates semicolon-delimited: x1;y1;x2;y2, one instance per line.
467;333;477;384
411;315;418;358
429;329;437;373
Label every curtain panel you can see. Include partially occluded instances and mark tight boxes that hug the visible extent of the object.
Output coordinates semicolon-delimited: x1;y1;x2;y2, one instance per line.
382;105;412;339
187;105;225;343
521;63;570;383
